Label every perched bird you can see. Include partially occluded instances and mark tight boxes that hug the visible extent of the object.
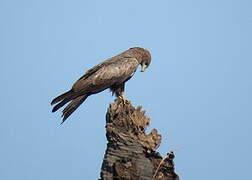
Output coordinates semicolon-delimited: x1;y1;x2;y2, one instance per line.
51;47;151;123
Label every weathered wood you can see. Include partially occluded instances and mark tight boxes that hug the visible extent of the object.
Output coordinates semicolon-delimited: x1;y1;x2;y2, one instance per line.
100;98;179;180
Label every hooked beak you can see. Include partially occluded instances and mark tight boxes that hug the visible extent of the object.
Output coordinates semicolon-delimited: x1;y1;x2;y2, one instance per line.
141;64;147;72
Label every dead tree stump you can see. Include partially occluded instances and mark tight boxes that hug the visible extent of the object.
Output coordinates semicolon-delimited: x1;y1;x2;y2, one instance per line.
100;98;179;180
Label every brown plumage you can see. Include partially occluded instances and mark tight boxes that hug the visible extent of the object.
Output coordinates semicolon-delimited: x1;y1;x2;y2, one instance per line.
51;47;151;123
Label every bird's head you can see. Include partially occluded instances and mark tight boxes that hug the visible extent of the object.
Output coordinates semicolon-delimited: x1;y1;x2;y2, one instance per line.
128;47;151;72
139;49;151;72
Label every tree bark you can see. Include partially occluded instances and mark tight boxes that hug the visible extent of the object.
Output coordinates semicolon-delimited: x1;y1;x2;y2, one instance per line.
100;98;179;180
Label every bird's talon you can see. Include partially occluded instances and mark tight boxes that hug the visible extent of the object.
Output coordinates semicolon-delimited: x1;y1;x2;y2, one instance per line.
118;96;129;105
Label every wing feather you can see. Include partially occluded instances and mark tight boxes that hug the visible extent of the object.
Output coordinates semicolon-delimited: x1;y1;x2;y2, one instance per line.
72;57;138;93
94;58;138;84
76;54;129;81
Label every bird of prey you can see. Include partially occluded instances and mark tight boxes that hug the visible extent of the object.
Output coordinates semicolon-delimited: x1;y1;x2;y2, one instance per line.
51;47;151;123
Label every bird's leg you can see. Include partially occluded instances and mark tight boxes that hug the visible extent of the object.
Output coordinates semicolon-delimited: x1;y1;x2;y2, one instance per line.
113;83;129;105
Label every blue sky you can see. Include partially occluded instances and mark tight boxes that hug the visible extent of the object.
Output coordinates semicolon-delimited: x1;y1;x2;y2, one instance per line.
1;0;251;179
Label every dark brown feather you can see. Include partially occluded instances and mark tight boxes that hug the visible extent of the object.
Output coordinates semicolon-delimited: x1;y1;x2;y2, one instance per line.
52;98;70;112
61;95;88;123
51;90;72;105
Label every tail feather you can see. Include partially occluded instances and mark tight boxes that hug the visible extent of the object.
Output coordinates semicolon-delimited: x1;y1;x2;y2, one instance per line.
51;90;73;105
52;98;71;113
61;95;88;124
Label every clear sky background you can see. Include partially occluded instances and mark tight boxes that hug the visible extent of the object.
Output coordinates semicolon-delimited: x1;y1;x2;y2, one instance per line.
1;0;251;179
